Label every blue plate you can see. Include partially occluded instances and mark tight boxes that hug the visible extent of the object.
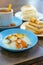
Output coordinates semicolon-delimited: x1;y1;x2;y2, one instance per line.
0;16;22;30
0;28;38;52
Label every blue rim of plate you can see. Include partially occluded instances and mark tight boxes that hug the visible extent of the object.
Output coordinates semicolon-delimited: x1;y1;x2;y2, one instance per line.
0;16;22;29
0;28;38;52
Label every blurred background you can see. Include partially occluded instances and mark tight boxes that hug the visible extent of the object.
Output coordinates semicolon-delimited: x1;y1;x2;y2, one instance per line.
0;0;43;13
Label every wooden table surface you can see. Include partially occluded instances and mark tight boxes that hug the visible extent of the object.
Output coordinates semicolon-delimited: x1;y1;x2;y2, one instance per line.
0;0;43;65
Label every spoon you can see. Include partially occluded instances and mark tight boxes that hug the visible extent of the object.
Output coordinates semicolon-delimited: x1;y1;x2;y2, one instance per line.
7;4;12;12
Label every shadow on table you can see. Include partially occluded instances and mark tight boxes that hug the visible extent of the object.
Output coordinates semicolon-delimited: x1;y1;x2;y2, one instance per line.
0;44;39;58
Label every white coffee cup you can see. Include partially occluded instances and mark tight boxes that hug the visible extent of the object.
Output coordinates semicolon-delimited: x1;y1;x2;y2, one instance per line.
0;8;13;26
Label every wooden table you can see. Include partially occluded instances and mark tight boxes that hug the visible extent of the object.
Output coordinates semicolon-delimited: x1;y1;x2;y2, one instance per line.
0;0;43;65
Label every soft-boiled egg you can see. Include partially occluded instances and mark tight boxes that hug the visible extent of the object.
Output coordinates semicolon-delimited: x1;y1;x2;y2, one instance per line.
2;33;31;49
10;36;17;41
3;39;10;44
21;36;31;45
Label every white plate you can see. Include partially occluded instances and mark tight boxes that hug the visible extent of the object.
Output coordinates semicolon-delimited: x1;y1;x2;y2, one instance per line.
15;11;22;20
20;22;43;37
15;11;43;20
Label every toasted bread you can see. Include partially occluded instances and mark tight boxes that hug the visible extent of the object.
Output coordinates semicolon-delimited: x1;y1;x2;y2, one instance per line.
29;22;40;28
26;23;42;34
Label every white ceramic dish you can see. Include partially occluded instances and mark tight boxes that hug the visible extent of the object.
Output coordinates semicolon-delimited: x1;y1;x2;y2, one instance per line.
20;22;43;37
15;11;43;20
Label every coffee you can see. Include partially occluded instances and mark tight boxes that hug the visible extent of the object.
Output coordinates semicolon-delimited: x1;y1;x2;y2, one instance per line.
0;10;11;12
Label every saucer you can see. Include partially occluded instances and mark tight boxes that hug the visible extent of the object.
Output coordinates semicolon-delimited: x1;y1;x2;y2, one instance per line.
0;16;22;30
